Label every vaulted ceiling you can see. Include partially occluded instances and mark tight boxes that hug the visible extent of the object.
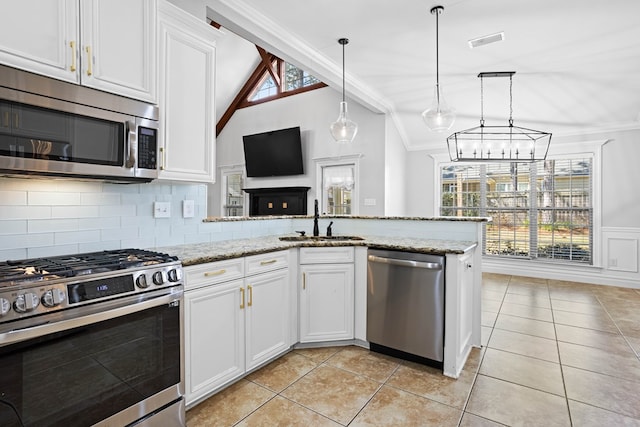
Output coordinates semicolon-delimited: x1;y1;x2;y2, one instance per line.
207;0;640;152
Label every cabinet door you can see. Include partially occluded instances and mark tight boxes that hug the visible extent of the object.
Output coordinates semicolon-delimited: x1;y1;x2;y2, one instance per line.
299;263;354;342
245;269;290;371
157;1;217;182
0;0;78;83
80;0;156;102
184;279;245;405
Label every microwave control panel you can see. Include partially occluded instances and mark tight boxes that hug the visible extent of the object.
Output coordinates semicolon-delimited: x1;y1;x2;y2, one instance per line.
138;127;157;170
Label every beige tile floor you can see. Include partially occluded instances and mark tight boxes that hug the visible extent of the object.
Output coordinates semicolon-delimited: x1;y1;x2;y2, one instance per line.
187;273;640;426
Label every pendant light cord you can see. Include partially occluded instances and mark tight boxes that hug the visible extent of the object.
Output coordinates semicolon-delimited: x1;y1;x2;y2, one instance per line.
509;74;514;126
342;41;346;103
435;7;440;105
480;74;485;126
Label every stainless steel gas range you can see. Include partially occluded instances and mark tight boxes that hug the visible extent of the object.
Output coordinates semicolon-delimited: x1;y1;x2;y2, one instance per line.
0;249;185;427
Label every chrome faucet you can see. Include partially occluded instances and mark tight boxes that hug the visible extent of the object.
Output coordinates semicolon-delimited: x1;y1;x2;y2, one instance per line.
326;221;334;236
313;199;319;236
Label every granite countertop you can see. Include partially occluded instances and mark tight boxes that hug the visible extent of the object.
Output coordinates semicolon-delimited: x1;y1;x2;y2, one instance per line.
202;215;490;223
157;235;477;267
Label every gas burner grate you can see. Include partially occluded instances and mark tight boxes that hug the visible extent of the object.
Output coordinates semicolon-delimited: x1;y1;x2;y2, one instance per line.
0;249;178;287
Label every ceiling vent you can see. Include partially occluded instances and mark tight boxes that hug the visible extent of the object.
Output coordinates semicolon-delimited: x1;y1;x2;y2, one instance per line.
468;31;505;49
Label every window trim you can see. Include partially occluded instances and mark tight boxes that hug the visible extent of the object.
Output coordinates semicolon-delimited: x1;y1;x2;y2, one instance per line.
433;139;606;267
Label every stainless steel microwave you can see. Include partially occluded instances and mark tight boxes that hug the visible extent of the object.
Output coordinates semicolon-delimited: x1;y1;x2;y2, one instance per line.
0;65;158;182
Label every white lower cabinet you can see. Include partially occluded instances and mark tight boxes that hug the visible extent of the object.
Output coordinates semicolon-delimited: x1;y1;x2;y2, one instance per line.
299;247;355;343
184;279;244;405
245;268;290;370
184;251;290;406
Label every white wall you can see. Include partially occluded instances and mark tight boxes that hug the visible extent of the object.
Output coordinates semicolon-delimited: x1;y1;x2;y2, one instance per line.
404;151;437;217
211;86;386;216
383;115;408;216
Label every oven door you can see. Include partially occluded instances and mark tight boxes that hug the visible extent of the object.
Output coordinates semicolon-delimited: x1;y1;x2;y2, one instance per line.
0;287;184;427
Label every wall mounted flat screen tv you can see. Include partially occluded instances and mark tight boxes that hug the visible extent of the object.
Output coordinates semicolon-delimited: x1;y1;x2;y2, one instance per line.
242;126;304;177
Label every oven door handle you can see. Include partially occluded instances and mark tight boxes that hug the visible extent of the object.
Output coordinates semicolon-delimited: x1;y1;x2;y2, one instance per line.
0;291;181;347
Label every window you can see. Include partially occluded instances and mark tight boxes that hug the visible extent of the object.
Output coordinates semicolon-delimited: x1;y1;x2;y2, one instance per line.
221;169;245;217
315;155;361;216
322;165;355;215
247;60;323;103
440;157;593;264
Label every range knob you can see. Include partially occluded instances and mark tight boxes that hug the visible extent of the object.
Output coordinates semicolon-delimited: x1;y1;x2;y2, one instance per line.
152;271;165;286
136;274;149;288
14;293;40;313
0;298;10;317
42;289;66;308
167;268;182;282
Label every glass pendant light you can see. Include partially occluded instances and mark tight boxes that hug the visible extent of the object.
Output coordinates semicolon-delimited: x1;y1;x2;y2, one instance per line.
422;5;456;132
330;38;358;143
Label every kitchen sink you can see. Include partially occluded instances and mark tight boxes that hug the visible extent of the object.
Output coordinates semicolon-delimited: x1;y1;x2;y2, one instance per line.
279;235;365;242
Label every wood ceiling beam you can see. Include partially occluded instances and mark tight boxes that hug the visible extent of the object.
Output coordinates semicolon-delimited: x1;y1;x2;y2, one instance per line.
216;53;276;137
256;46;280;86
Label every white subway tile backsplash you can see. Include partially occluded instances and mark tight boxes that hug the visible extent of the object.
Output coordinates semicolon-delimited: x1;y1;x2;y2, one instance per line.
28;244;80;258
52;206;100;219
0;190;27;205
0;179;209;260
99;204;137;217
28;191;81;206
79;240;122;253
0;233;54;250
0;220;27;235
28;219;78;233
80;193;122;206
0;205;51;220
78;217;121;230
55;230;102;245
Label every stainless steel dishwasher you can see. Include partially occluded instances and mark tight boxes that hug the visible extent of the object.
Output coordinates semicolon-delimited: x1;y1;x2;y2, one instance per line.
367;249;445;367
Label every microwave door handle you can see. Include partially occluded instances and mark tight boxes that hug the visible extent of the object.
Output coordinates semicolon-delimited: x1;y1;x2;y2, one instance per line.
125;120;137;168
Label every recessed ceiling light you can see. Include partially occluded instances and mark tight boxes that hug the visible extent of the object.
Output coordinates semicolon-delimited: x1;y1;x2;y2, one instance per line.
468;31;505;49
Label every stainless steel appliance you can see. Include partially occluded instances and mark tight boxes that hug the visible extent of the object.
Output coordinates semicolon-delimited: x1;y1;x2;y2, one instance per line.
367;249;445;367
0;64;158;182
0;249;185;427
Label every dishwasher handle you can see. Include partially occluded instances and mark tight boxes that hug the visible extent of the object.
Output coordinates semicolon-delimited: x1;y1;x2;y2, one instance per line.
368;254;442;270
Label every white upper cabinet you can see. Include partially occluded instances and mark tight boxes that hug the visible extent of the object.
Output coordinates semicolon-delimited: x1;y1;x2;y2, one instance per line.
0;0;156;103
0;0;77;82
157;0;218;183
80;0;157;102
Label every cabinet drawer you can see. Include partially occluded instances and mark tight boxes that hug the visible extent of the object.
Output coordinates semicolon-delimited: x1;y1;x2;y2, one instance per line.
185;258;245;290
245;250;289;276
299;247;354;264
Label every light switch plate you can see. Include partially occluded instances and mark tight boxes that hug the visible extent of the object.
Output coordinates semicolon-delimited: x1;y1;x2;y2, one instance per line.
183;200;195;218
153;201;171;218
364;198;377;206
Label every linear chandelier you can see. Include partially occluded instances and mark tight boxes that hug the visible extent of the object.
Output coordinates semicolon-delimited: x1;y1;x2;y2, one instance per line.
447;71;551;162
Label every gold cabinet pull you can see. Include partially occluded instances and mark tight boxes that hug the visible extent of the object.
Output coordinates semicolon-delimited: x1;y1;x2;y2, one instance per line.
69;41;77;71
12;113;18;128
85;45;92;76
159;147;165;170
302;272;306;290
260;259;277;266
247;285;253;307
204;269;226;277
3;111;9;127
240;287;245;309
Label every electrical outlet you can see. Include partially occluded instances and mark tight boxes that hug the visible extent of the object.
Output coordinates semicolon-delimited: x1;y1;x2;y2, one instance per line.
183;200;195;218
153;201;171;218
609;258;618;267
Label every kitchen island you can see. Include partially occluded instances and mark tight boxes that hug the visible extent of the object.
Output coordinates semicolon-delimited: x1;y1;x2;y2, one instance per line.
156;215;487;407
